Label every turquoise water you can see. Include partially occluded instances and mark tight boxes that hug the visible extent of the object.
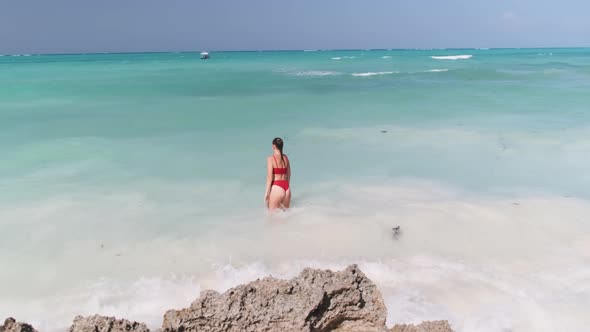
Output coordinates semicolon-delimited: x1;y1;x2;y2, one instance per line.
1;49;590;331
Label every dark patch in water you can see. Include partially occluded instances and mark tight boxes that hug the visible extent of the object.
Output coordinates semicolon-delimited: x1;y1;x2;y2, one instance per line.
392;226;401;239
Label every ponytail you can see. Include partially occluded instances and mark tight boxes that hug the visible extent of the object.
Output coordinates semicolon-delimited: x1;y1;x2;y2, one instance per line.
272;137;285;166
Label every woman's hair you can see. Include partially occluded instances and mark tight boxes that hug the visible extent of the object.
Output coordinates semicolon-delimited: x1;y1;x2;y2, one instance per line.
272;137;285;164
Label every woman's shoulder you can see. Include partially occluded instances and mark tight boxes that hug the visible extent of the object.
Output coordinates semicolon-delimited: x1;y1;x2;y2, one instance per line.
267;154;289;162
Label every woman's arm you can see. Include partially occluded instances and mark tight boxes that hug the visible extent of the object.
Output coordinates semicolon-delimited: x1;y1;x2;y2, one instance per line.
264;157;273;205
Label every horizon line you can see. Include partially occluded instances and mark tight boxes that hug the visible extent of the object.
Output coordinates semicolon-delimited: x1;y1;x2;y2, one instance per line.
2;46;589;57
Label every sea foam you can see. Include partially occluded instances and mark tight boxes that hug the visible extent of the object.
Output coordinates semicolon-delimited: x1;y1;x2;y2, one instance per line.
431;55;472;60
352;71;397;77
3;180;589;332
293;70;340;76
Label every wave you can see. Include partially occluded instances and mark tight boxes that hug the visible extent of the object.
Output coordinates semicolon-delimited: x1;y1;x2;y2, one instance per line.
303;50;318;52
428;69;449;72
352;71;398;77
382;56;392;59
293;70;340;77
13;255;590;332
332;56;359;60
273;67;294;73
431;55;473;60
275;68;341;77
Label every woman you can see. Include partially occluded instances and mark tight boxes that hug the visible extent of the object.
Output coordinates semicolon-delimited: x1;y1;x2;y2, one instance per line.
264;137;291;211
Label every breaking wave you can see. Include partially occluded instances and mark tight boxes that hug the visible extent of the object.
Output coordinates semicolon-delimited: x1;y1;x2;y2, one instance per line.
352;71;398;77
431;55;473;60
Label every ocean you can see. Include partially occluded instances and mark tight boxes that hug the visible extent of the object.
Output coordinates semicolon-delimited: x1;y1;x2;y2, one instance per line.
1;48;589;331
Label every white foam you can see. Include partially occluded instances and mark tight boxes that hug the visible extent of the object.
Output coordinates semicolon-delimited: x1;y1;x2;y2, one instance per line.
331;57;342;60
431;55;473;60
3;180;588;332
428;69;449;72
303;49;318;52
1;275;201;331
293;70;340;77
352;71;397;77
382;56;392;59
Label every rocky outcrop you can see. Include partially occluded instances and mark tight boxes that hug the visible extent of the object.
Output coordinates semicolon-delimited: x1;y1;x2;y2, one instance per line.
390;320;454;332
0;318;37;332
69;315;150;332
3;266;454;332
162;264;388;332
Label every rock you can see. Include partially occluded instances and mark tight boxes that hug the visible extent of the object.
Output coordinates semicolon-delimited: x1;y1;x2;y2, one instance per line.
162;264;388;332
69;315;149;332
390;320;454;332
0;318;37;332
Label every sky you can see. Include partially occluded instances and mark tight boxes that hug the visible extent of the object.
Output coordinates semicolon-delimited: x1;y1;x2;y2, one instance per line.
1;0;590;54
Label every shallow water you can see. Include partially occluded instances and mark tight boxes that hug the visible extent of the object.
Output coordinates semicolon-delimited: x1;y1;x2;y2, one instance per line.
1;48;589;331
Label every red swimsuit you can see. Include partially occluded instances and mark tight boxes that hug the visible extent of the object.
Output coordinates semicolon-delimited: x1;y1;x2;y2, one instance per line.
272;155;289;191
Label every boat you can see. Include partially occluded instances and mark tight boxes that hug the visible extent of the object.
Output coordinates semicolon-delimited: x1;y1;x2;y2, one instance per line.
200;52;210;60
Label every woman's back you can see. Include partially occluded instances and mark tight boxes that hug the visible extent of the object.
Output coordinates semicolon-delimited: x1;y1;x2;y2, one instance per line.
271;154;289;181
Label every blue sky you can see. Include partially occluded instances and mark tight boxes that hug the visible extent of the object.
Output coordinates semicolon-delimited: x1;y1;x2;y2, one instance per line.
1;0;589;54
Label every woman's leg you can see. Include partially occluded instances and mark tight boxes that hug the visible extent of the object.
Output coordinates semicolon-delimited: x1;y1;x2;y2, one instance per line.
268;185;286;211
282;189;291;209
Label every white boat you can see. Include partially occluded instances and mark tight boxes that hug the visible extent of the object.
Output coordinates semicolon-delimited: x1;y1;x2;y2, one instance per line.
200;52;210;60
